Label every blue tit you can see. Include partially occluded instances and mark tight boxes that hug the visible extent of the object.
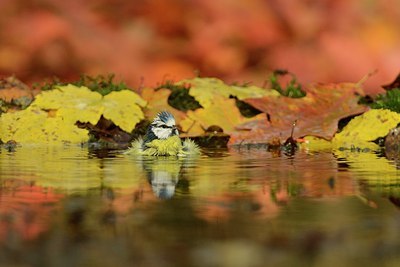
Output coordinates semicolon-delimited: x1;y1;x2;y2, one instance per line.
127;111;200;156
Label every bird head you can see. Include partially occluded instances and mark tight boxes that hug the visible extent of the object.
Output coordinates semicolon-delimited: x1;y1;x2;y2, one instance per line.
144;111;179;144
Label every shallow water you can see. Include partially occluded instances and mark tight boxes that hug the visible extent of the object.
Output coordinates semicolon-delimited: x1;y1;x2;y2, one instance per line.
1;145;400;267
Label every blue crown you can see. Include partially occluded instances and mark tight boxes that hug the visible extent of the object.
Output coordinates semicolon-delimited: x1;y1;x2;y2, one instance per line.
155;111;175;124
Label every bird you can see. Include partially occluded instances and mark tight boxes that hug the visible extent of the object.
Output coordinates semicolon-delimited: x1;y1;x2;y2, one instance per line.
127;111;200;156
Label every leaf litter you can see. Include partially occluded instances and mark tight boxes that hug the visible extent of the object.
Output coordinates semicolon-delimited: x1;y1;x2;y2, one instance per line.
1;74;400;153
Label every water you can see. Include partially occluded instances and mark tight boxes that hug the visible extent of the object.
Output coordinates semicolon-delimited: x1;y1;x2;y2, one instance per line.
1;145;400;267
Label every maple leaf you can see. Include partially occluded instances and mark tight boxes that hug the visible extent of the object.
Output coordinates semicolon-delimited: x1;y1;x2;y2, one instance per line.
33;84;147;132
175;77;275;108
102;90;147;132
230;83;368;145
0;85;146;144
0;108;89;144
32;84;103;125
180;95;265;135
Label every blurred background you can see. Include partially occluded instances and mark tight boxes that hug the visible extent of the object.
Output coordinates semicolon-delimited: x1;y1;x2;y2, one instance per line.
0;0;399;94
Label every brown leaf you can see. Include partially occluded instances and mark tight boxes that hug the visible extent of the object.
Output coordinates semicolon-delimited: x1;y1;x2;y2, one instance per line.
229;83;367;145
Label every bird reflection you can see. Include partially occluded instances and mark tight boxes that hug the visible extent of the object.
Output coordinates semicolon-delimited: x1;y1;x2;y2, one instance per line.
141;157;184;199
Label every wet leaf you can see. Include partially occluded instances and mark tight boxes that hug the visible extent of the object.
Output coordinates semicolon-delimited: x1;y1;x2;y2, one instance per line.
332;109;400;150
299;136;333;151
0;85;146;143
0;108;89;144
230;83;367;145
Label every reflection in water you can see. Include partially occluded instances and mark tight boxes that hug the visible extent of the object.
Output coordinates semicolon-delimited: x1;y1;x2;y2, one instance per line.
0;179;62;241
141;157;182;199
1;146;400;266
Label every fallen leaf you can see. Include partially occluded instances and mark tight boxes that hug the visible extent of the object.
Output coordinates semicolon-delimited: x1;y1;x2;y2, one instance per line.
0;76;33;102
0;108;89;144
102;89;147;132
230;83;368;145
32;84;103;125
299;136;333;151
33;84;146;132
175;77;274;108
180;95;264;135
0;85;147;143
140;87;187;123
332;109;400;150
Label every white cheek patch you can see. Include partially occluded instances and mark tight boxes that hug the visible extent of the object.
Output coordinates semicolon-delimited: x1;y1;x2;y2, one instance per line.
152;127;173;139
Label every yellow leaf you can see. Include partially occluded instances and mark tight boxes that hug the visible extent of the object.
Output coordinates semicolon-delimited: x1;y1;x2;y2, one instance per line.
332;109;400;150
230;85;280;100
180;96;262;135
300;136;332;151
32;84;103;125
102;90;147;132
0;108;89;144
0;85;147;144
176;77;274;108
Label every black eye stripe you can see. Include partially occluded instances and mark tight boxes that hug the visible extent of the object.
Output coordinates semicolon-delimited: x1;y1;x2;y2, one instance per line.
152;123;174;129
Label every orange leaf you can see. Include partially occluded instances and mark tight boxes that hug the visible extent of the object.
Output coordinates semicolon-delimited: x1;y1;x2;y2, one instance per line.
0;76;33;102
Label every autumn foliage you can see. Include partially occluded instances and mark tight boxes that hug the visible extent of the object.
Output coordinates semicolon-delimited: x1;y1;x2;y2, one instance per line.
0;1;400;150
0;0;399;94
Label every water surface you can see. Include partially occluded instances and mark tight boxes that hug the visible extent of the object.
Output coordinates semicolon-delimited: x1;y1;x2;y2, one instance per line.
1;145;400;267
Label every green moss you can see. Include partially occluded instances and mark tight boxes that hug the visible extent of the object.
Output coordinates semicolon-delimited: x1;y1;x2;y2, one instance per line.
371;88;400;113
0;99;8;114
75;74;129;96
269;70;306;98
33;74;129;96
32;76;62;91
